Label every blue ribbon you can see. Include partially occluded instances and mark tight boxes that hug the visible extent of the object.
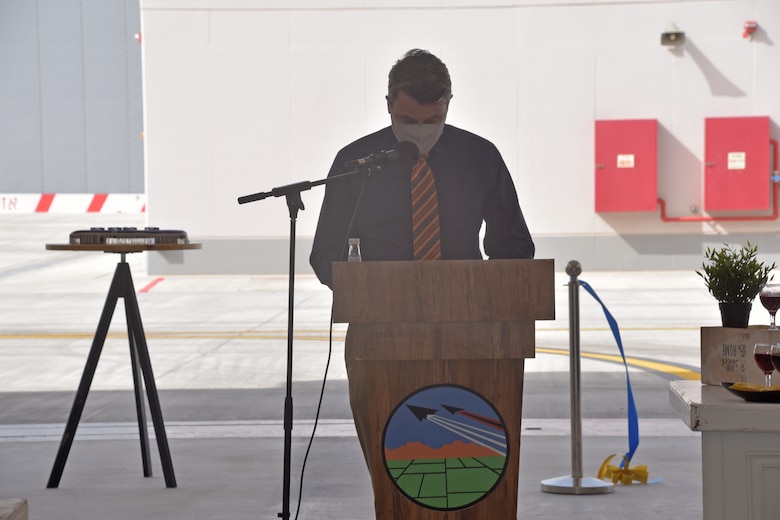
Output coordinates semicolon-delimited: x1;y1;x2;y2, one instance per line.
579;280;639;464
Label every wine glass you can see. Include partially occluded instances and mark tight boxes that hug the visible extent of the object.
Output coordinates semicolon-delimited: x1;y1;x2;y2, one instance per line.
755;343;776;387
771;344;780;381
759;284;780;330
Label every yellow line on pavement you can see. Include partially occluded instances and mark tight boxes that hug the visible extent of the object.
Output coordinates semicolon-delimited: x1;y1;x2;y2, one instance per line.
0;324;698;341
537;326;701;332
0;331;345;342
536;347;700;380
2;332;700;379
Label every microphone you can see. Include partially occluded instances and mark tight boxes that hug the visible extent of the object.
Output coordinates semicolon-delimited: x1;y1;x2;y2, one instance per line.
345;141;419;169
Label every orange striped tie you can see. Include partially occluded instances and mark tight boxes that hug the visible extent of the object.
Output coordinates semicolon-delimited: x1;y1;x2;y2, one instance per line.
411;154;442;260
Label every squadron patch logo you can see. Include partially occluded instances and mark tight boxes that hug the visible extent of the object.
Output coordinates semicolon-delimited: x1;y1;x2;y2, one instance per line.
382;384;509;511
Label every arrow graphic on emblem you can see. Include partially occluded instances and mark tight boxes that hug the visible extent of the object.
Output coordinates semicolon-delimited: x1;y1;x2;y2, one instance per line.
443;405;505;432
406;404;506;455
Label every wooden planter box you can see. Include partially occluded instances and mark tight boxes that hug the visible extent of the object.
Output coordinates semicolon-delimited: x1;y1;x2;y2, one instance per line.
700;326;780;385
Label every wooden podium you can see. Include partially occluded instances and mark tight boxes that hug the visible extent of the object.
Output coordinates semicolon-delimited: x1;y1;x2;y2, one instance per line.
332;259;554;519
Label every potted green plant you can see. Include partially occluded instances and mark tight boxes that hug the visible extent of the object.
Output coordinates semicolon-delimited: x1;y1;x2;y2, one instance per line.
696;242;776;328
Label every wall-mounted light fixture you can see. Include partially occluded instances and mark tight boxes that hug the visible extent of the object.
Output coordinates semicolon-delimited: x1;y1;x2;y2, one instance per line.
661;23;685;48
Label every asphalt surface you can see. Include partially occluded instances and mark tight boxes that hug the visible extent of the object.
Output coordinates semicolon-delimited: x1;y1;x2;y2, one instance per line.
0;214;720;519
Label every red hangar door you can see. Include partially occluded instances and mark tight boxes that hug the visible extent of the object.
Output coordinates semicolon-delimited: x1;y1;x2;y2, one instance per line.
594;119;658;212
704;116;771;212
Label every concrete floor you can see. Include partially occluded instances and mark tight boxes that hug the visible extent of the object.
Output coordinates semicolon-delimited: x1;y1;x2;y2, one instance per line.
0;214;722;519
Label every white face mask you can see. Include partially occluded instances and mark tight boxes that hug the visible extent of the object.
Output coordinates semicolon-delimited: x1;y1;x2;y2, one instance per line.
391;119;445;155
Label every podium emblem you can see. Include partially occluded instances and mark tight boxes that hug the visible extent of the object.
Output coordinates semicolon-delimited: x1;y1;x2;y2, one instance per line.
382;384;509;511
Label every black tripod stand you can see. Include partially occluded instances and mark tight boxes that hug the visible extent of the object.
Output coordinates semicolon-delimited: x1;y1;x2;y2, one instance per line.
46;251;177;489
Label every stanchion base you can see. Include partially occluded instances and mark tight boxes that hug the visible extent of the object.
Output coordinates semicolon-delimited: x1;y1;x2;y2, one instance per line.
541;476;614;495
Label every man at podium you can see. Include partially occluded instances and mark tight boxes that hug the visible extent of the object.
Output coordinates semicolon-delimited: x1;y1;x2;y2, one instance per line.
309;50;540;517
309;48;534;288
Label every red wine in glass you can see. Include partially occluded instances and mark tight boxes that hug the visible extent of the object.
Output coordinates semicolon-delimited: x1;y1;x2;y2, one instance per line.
756;352;775;373
755;343;775;386
760;294;780;312
772;345;780;374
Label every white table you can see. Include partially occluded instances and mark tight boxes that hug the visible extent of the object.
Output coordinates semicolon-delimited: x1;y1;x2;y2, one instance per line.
670;380;780;520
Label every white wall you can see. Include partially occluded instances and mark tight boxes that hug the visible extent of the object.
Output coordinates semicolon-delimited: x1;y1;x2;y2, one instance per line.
139;0;780;274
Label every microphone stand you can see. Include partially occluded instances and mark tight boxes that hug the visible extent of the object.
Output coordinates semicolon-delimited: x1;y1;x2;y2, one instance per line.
237;165;379;519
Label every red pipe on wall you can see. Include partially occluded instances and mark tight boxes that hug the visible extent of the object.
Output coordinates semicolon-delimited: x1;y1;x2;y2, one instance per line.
658;139;780;223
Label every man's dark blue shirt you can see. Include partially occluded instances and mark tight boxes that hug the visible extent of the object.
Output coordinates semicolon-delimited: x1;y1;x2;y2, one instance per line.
310;124;535;288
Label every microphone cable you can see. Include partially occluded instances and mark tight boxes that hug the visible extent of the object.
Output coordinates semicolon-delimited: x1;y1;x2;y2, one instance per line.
293;173;368;519
293;307;334;520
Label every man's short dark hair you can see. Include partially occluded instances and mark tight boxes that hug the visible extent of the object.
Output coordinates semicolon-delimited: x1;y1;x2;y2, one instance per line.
387;49;452;105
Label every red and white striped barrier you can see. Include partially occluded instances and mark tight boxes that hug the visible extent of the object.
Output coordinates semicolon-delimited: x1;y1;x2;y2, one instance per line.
0;194;146;213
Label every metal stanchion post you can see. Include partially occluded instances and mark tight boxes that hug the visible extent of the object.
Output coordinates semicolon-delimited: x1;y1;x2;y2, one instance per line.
541;260;613;495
